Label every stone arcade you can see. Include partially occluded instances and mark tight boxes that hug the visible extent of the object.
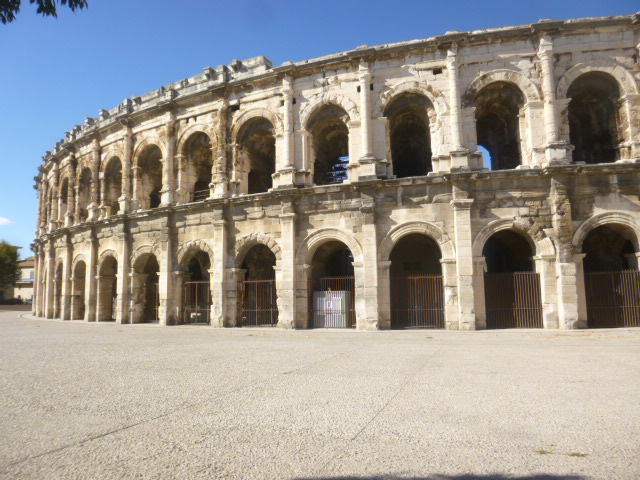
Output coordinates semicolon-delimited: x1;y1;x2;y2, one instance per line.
33;14;640;330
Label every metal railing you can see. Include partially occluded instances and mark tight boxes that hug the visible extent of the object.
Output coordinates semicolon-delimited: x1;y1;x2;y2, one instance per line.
182;281;211;325
192;189;209;202
484;272;543;328
391;275;445;329
585;270;640;328
240;279;278;327
310;276;355;328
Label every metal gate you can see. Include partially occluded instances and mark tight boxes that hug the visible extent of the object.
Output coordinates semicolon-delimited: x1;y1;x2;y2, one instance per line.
310;276;355;328
183;281;211;325
484;272;543;328
241;279;278;326
144;282;159;323
391;275;445;329
584;270;640;328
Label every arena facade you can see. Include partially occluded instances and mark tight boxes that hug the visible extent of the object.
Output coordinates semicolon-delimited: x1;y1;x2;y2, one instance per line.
33;14;640;330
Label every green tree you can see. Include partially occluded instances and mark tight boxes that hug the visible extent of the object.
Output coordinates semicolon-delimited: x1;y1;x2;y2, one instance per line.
0;0;88;24
0;241;21;289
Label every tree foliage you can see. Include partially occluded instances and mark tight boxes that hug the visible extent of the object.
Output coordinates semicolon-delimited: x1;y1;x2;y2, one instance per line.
0;0;88;24
0;241;21;289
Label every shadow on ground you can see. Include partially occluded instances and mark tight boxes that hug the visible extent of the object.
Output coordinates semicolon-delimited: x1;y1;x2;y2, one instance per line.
293;475;585;480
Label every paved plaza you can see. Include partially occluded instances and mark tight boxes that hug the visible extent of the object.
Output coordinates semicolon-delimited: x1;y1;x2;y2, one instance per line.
0;311;638;479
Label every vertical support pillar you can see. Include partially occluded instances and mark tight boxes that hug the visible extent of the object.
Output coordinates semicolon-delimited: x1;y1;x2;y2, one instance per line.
161;111;176;206
535;254;559;328
212;102;229;198
226;268;244;327
356;62;377;180
175;154;186;202
447;44;464;152
471;256;486;330
39;181;48;235
450;191;476;330
538;36;571;165
61;239;72;320
84;234;98;322
49;166;59;231
120;122;132;213
377;261;392;330
573;253;588;327
358;196;379;330
66;156;76;227
87;137;101;221
34;248;44;316
277;203;296;328
273;76;297;188
157;221;174;325
210;208;227;327
44;243;55;319
115;226;130;324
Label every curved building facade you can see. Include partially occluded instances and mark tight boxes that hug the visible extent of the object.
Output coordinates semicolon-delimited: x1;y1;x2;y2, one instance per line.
33;14;640;330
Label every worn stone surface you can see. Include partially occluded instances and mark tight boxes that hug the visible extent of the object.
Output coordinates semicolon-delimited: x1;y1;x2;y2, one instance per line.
1;312;639;479
32;14;640;330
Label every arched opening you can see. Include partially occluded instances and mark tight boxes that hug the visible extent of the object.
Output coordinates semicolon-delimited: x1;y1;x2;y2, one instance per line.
389;234;444;329
568;72;621;164
309;241;355;328
582;224;640;327
474;82;525;171
237;118;275;194
59;178;69;222
308;104;350;186
180;249;212;325
239;244;277;326
482;230;542;328
384;93;433;178
71;261;86;320
139;146;163;209
183;133;212;202
53;262;63;319
104;157;122;216
132;254;160;323
77;168;92;223
97;256;117;322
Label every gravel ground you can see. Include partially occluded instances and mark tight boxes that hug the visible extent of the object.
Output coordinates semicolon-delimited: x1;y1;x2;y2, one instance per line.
0;310;638;480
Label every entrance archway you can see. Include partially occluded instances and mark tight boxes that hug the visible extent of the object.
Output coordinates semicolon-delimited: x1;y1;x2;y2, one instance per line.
132;254;160;323
71;261;86;320
390;234;444;329
239;244;278;326
97;256;117;322
582;225;640;327
309;241;355;328
482;230;542;328
180;249;211;325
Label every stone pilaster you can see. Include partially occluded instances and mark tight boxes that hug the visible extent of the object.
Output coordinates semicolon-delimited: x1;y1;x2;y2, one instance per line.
356;62;379;181
273;77;297;189
212;103;229;198
157;221;175;325
49;166;59;231
538;36;571;165
357;193;379;330
534;254;559;328
376;261;392;330
115;224;130;324
226;268;245;327
471;256;486;330
44;243;55;318
450;192;476;329
277;203;296;328
120;123;133;213
61;238;72;320
210;208;227;327
549;173;580;329
84;234;98;322
66;156;76;227
161;112;176;206
87;138;101;221
573;253;588;328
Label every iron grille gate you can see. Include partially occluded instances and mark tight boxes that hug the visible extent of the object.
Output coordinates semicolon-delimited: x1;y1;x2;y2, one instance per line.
183;281;211;325
144;282;159;323
391;275;445;329
241;280;278;327
484;272;543;328
310;276;356;328
584;270;640;328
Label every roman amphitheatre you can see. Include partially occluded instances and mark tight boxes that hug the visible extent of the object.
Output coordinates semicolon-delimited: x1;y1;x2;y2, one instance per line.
32;13;640;330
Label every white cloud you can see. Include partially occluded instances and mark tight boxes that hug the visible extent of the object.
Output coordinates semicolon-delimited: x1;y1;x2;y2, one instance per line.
0;217;14;225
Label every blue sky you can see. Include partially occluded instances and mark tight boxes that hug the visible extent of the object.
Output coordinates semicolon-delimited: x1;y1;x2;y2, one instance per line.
0;0;637;257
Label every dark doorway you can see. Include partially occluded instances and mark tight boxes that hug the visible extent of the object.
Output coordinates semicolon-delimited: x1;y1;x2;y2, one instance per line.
240;244;278;326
